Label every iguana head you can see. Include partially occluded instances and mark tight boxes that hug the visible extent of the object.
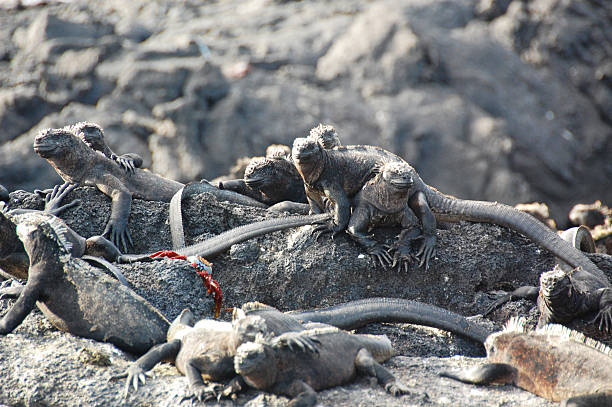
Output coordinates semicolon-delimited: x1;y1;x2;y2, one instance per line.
381;162;414;190
12;212;73;264
69;121;106;152
232;313;272;346
483;316;528;363
539;266;573;299
308;123;341;149
34;128;80;159
244;156;295;190
234;341;277;389
292;137;323;163
265;144;291;159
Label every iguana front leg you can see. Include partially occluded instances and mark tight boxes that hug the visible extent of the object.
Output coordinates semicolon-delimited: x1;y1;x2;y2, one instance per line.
272;379;317;407
0;282;40;334
110;339;181;397
586;288;612;333
39;181;81;216
439;363;517;385
347;204;392;267
96;174;133;252
408;191;437;269
322;182;351;233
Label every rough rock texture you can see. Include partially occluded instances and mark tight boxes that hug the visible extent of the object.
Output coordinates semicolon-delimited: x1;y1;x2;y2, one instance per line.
0;0;611;225
2;187;609;406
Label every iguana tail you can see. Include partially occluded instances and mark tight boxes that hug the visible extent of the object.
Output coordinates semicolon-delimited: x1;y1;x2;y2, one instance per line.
177;213;332;257
291;297;493;344
425;187;608;285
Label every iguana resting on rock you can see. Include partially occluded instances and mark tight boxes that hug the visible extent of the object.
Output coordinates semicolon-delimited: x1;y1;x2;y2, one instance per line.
68;121;143;174
0;211;169;354
0;182;126;285
484;226;612;333
440;316;612;406
295;130;609;279
232;324;410;406
218;125;341;213
34;127;185;252
112;298;491;400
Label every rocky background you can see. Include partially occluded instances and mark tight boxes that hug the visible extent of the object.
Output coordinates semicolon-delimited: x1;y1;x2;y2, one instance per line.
0;0;611;224
1;0;612;406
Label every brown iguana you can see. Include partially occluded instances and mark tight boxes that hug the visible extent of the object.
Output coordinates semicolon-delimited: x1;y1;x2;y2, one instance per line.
0;211;169;354
440;316;612;406
111;298;490;400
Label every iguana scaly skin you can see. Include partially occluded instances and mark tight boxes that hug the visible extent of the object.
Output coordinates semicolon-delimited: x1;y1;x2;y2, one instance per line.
113;298;491;400
69;121;143;174
440;317;612;405
0;212;169;354
291;137;405;233
34;127;184;251
234;325;410;407
0;182;124;283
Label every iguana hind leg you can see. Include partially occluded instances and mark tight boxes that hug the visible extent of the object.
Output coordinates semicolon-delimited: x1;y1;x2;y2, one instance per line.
354;348;410;396
483;286;539;316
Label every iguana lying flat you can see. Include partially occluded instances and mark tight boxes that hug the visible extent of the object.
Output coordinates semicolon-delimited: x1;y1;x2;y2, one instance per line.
233;325;410;407
0;211;169;354
440;317;612;406
112;298;491;400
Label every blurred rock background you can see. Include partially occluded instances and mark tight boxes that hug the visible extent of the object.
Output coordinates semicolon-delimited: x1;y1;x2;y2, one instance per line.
1;0;610;224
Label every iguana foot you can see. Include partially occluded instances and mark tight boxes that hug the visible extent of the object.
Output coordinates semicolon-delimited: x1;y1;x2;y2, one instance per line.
415;234;436;270
103;219;133;253
112;154;137;174
109;365;152;398
272;331;320;353
311;223;342;241
589;306;612;333
37;181;81;216
368;244;392;267
390;244;416;273
190;382;222;402
385;379;411;396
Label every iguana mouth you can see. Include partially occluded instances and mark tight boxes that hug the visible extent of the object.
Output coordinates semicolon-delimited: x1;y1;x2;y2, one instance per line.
245;177;265;187
33;142;58;157
389;178;413;189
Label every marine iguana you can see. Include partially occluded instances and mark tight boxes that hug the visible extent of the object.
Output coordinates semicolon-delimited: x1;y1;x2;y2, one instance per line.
440;316;612;406
0;182;125;284
232;325;410;406
69;121;143;174
112;298;491;399
218;125;341;212
0;211;169;354
483;226;612;333
34;127;185;251
296;132;609;279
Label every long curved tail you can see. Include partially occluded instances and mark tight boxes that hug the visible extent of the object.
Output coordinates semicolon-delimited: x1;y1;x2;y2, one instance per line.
425;188;608;285
291;297;493;344
177;213;332;257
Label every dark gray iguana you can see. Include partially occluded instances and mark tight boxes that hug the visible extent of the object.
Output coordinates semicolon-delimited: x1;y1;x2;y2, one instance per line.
34;127;185;252
440;316;612;406
0;182;127;285
232;325;410;407
483;226;612;333
217;125;342;214
293;130;610;282
111;298;491;400
0;211;169;354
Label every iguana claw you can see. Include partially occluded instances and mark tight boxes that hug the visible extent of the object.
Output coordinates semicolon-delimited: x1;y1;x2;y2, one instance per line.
590;306;612;333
